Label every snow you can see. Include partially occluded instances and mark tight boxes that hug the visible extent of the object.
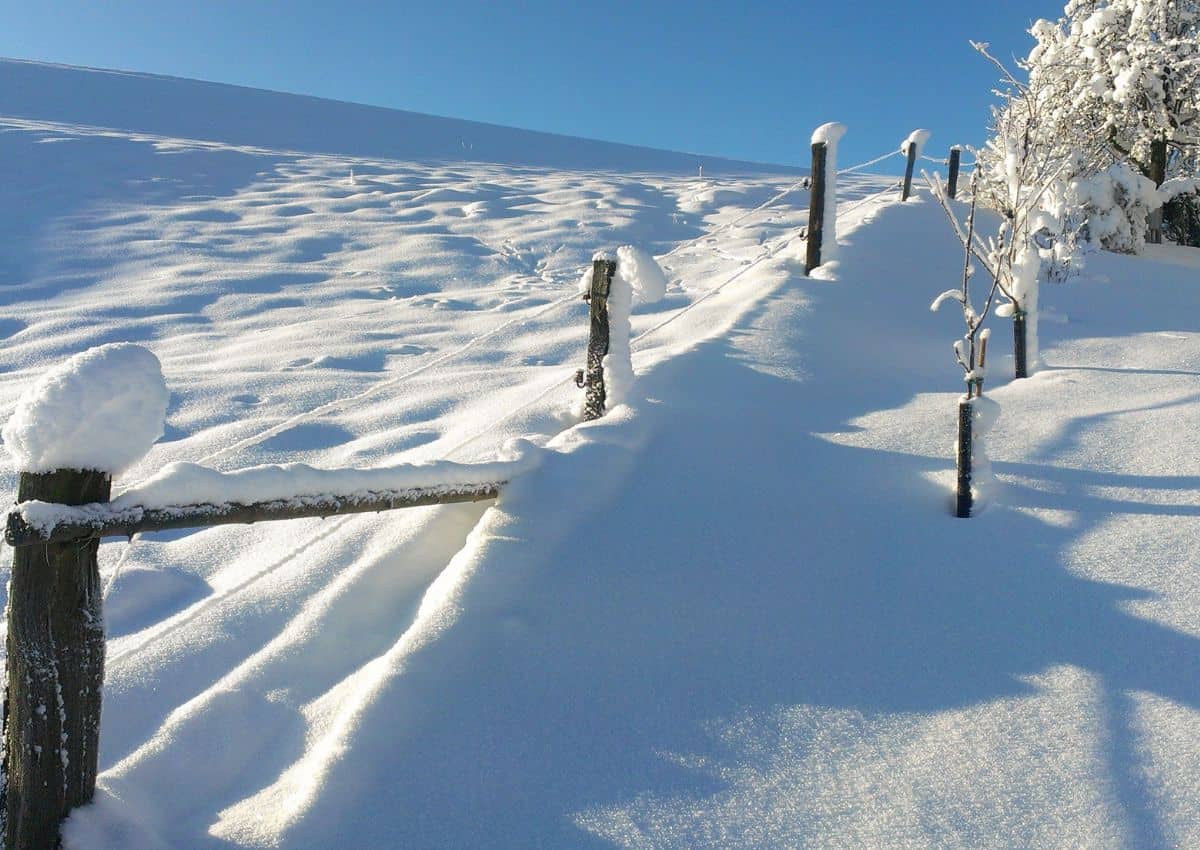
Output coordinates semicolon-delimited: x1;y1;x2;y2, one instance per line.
2;343;168;474
602;245;669;410
13;448;538;539
902;128;932;157
1011;245;1042;371
1;59;1199;850
114;450;536;512
810;121;847;147
1160;177;1199;203
1071;162;1161;253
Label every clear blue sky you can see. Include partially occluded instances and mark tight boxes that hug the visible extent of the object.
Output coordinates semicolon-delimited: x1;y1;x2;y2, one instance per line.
0;0;1058;168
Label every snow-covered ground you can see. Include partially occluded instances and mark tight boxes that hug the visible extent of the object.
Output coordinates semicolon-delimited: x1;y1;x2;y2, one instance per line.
3;59;1200;849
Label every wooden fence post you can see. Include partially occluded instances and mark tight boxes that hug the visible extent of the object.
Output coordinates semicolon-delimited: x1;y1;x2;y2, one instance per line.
1013;309;1028;379
947;148;962;200
956;399;973;518
583;257;616;420
805;141;828;274
901;140;919;201
4;468;110;849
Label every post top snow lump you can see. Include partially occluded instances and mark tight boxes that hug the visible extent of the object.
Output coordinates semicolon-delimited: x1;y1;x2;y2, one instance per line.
3;343;169;475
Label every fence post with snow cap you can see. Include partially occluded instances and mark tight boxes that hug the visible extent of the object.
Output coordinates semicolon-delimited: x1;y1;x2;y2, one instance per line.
581;255;615;420
574;246;669;420
901;129;931;202
0;343;169;850
0;343;539;849
805;122;846;274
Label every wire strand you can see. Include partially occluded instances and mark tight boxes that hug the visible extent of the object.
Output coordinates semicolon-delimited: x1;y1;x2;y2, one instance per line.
837;149;902;175
658;176;809;262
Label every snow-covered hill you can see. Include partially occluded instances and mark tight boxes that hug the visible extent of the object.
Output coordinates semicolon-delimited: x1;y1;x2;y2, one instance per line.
3;58;1200;849
0;57;799;174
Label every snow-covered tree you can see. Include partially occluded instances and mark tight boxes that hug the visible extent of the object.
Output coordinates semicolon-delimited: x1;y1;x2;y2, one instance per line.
949;43;1091;378
980;0;1200;247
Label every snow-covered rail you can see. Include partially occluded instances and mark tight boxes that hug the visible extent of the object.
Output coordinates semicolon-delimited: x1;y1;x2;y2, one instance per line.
5;480;506;548
0;344;540;850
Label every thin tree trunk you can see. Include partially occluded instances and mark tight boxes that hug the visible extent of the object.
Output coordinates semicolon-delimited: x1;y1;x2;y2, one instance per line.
1147;137;1168;245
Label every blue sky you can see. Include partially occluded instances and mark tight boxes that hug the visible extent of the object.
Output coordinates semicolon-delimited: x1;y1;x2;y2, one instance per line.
0;0;1058;168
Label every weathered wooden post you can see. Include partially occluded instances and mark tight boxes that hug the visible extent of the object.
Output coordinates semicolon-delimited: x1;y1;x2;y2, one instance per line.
582;257;616;420
947;147;962;200
901;140;919;201
1013;308;1028;379
955;399;973;518
805;141;828;274
5;468;110;849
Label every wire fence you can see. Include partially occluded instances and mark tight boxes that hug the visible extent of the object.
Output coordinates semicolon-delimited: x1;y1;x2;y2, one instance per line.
0;126;985;849
36;129;935;660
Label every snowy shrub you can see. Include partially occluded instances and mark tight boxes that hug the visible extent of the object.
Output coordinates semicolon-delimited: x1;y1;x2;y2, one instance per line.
1069;162;1160;253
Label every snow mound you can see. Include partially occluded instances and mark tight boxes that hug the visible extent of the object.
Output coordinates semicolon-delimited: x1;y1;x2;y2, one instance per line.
902;128;932;156
614;244;669;303
2;343;168;475
811;122;847;146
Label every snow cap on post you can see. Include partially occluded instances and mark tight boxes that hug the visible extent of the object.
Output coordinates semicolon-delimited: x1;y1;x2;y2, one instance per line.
600;245;669;411
811;122;847;147
2;343;169;474
902;128;932;156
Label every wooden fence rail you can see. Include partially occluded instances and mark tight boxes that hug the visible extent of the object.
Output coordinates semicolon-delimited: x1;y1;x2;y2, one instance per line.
1;251;631;850
6;482;506;548
2;468;510;849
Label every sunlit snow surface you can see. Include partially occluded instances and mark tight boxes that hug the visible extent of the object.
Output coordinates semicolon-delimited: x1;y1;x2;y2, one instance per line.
2;59;1200;850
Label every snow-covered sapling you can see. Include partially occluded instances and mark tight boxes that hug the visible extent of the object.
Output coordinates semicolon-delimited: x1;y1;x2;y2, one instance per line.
931;41;1093;379
928;173;1001;517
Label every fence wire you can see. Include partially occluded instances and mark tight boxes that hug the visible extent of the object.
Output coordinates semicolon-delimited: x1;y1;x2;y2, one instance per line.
837;149;903;175
100;158;918;662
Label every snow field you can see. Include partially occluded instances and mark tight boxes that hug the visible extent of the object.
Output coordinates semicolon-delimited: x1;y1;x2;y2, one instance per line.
5;58;1200;850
